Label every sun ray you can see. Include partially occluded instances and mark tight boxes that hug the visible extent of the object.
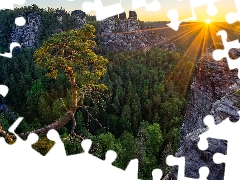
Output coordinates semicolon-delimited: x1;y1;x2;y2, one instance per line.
165;24;208;96
201;25;209;57
216;23;240;34
208;23;221;49
170;24;204;43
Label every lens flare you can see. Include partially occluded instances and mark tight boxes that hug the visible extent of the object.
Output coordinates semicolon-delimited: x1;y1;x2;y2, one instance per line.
206;19;211;24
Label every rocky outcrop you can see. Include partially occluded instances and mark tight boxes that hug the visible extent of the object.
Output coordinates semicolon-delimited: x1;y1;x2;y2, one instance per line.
9;9;173;52
11;12;41;49
10;9;86;49
167;48;240;180
98;11;176;52
71;10;86;29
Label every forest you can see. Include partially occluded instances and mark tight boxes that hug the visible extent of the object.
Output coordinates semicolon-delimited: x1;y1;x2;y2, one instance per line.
0;5;189;179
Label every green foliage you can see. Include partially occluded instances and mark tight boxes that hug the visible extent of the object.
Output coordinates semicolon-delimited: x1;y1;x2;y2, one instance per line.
236;89;240;95
34;24;108;91
145;123;163;154
0;6;189;179
95;132;115;159
32;136;54;156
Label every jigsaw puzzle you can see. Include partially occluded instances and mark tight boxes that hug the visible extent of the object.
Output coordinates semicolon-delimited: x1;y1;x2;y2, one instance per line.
212;30;240;78
167;155;209;180
0;114;164;180
226;0;240;24
80;0;229;30
0;85;8;97
1;0;240;179
0;1;26;58
0;0;26;10
198;114;240;180
131;0;161;12
82;0;125;21
167;0;220;30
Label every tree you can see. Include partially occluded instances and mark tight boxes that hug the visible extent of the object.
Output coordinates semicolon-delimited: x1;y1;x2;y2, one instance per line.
19;24;108;138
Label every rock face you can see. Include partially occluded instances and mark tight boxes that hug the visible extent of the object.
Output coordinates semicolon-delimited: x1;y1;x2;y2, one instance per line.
71;10;86;29
10;10;86;49
9;9;174;52
168;49;240;180
98;11;176;52
11;12;41;49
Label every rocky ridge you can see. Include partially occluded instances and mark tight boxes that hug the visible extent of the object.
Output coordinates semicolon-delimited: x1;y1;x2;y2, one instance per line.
167;48;240;180
10;10;86;49
98;11;176;52
10;9;175;52
11;12;41;49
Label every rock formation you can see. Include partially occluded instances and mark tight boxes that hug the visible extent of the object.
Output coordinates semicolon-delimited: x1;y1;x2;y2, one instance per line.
11;12;41;49
71;10;86;29
10;9;86;49
98;11;176;52
9;9;174;52
167;48;240;180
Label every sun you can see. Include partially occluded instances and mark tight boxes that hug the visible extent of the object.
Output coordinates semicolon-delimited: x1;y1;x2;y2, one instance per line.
205;19;211;24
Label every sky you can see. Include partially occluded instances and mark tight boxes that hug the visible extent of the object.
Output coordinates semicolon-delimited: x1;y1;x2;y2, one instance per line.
15;0;237;22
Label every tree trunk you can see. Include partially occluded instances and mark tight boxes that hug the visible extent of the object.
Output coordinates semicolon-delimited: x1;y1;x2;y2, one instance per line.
19;68;79;139
19;109;75;139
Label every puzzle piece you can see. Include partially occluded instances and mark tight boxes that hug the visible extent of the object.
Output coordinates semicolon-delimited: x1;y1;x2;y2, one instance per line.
226;0;240;24
1;114;142;180
0;85;9;97
198;113;240;180
0;117;43;180
65;139;141;180
82;0;161;21
167;0;219;30
1;118;145;180
82;0;125;21
0;0;26;10
212;30;240;78
0;1;26;58
131;0;161;11
81;0;221;31
0;17;26;58
0;16;25;58
166;155;209;180
15;16;26;26
190;0;220;16
0;42;21;58
45;129;66;157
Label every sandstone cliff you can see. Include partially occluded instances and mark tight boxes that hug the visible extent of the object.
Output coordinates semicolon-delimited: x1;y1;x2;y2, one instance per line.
98;11;176;52
9;9;175;52
168;48;240;180
10;9;86;49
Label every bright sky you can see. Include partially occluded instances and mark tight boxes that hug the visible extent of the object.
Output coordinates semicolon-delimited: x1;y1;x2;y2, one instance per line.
16;0;237;22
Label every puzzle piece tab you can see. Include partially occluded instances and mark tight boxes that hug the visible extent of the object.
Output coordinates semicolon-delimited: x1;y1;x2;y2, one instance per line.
0;42;21;58
82;0;125;21
167;155;209;180
0;0;26;10
212;30;240;78
131;0;161;11
0;2;26;58
1;118;144;180
226;0;240;24
198;113;240;180
167;0;219;30
0;85;9;97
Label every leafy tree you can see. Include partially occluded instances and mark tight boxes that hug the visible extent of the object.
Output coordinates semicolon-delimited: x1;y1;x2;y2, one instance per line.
19;24;108;138
95;132;115;159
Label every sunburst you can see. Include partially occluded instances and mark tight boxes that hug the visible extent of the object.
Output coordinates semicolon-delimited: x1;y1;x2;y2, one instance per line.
99;19;238;96
206;19;211;24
